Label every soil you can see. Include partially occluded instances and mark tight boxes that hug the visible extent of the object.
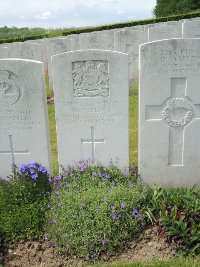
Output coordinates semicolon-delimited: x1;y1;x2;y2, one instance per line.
0;224;178;267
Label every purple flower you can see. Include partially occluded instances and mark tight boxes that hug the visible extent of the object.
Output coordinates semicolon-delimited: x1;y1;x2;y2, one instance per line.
109;160;113;165
110;214;117;220
95;208;99;212
80;165;87;172
98;171;102;177
111;205;115;210
121;203;126;209
38;166;47;173
66;183;70;189
79;160;83;163
124;169;129;177
54;175;62;181
30;168;35;174
19;164;26;173
94;162;99;167
133;208;142;218
70;172;74;177
104;174;110;180
28;161;37;168
31;173;38;180
54;190;60;195
92;172;96;176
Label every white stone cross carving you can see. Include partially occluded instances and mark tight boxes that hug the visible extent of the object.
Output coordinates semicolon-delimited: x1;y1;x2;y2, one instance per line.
145;78;200;166
0;135;29;165
81;126;105;161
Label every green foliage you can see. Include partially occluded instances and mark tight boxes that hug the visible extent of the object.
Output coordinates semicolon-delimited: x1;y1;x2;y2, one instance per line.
146;187;200;255
129;80;138;96
153;0;200;17
0;163;51;246
1;11;200;44
46;160;149;259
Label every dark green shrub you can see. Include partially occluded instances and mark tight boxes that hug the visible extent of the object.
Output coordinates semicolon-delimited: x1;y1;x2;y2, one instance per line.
46;160;149;259
147;186;200;255
0;162;51;245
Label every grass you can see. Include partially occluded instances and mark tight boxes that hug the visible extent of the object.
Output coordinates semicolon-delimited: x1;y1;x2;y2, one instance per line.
46;79;138;175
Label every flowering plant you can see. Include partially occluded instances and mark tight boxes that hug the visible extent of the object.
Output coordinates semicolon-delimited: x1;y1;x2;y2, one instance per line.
46;159;148;259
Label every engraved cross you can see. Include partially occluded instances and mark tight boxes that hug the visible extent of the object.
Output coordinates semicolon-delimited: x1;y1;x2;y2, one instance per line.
0;135;29;165
81;126;105;161
145;78;200;166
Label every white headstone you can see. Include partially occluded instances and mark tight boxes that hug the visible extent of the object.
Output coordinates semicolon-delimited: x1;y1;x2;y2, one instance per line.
79;31;114;50
46;38;69;93
139;38;200;188
148;25;182;42
9;42;43;62
0;59;52;178
183;20;200;38
114;30;147;80
0;47;10;58
25;39;48;74
52;50;129;169
144;22;165;30
67;34;80;50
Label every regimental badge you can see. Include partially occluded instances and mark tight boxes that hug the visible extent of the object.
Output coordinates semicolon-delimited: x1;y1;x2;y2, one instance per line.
0;70;21;106
72;60;109;97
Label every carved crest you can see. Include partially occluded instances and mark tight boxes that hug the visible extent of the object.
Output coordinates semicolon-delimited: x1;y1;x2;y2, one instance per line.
0;70;21;106
72;60;109;97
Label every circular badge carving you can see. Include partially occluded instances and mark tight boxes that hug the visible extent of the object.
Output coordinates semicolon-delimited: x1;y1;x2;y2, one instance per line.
54;43;67;54
162;97;193;127
0;70;21;106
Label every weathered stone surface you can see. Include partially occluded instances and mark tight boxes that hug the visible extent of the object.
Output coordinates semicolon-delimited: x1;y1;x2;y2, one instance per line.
0;59;52;177
52;49;129;169
79;31;114;50
148;25;182;42
9;42;43;61
114;30;147;80
45;38;69;93
0;47;10;58
183;20;200;38
139;39;200;187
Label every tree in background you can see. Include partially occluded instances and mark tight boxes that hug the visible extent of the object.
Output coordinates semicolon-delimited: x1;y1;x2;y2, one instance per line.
153;0;200;17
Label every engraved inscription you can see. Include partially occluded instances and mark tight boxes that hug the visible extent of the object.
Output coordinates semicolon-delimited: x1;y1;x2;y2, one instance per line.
150;44;200;73
62;100;122;126
54;42;67;54
21;46;34;59
72;60;109;97
0;109;40;131
0;70;21;106
162;97;193;127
